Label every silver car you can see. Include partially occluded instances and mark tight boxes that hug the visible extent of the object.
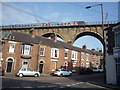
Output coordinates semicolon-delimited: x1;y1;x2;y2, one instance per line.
17;68;40;77
53;69;72;77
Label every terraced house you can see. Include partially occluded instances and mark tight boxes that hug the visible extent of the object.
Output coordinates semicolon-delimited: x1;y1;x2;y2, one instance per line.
2;32;103;75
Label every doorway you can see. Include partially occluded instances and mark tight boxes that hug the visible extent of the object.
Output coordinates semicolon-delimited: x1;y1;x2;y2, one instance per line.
6;58;14;73
39;61;44;73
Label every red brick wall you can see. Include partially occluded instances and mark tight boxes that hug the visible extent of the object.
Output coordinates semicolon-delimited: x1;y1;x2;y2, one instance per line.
2;40;103;75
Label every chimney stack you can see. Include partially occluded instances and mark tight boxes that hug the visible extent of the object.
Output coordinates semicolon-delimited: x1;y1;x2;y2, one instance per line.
51;33;57;42
30;28;36;37
99;50;102;53
67;40;73;45
92;49;95;52
82;44;87;49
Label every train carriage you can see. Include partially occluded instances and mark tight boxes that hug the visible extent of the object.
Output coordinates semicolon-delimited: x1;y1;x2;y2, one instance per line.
1;21;85;29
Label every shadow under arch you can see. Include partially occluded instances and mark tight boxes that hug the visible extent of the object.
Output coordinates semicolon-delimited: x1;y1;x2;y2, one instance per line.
73;32;105;46
41;33;64;41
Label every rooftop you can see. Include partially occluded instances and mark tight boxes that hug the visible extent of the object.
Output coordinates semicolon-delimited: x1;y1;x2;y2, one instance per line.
2;32;102;56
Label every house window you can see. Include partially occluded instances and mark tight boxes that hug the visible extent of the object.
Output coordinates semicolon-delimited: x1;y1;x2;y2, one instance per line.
72;51;77;60
8;43;15;53
64;49;68;59
22;45;32;55
86;53;89;61
81;52;84;60
40;47;45;56
96;56;98;61
51;48;59;58
22;60;29;68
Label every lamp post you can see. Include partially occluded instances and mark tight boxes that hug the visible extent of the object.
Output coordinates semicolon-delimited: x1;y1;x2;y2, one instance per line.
86;4;106;83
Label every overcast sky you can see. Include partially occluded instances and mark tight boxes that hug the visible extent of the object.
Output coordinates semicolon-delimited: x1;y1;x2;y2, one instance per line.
1;1;119;51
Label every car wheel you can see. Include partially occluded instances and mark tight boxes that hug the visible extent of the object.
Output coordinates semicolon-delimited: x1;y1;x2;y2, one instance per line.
60;73;63;77
69;73;72;76
19;73;23;77
34;74;39;77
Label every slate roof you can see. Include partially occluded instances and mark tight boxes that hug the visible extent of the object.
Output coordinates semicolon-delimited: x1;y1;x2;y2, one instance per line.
2;32;102;56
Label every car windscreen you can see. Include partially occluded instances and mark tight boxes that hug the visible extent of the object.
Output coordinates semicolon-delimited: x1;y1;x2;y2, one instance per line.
27;68;33;71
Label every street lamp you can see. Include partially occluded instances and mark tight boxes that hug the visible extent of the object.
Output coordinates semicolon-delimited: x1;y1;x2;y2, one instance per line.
86;4;106;83
86;4;104;32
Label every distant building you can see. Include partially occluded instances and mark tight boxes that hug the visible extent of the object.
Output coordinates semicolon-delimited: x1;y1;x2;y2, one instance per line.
113;23;120;86
105;22;120;85
2;32;103;75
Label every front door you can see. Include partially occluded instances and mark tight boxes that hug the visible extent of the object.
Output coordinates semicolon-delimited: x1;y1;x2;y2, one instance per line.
6;62;13;73
39;61;44;73
6;58;13;73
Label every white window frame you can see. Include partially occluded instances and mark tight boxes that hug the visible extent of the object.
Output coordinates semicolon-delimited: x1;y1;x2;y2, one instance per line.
8;43;15;53
64;49;68;59
81;52;84;60
22;45;32;55
71;51;78;60
86;53;89;61
96;56;98;61
40;47;45;56
51;48;59;58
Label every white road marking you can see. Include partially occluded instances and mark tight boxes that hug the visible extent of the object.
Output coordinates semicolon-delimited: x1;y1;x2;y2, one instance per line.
72;84;76;86
9;87;19;88
37;86;46;88
85;82;109;89
76;83;80;84
24;87;33;88
47;85;57;87
65;81;109;89
66;85;71;87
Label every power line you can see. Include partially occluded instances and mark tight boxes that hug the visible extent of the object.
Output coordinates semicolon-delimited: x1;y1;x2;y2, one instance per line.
1;2;53;23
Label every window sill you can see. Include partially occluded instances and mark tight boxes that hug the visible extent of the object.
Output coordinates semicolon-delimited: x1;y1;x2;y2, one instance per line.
40;55;45;57
51;57;59;59
64;57;68;59
7;52;15;54
21;54;32;59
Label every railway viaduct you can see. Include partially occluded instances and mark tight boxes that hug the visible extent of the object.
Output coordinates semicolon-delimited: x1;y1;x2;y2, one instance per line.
1;21;117;45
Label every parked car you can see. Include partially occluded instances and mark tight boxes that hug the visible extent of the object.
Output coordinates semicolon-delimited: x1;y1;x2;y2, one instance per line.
80;68;93;74
17;68;40;77
0;67;4;76
53;69;72;77
92;68;103;73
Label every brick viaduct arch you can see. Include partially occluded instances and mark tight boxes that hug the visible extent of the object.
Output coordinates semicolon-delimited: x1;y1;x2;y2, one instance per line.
34;24;108;45
73;31;104;45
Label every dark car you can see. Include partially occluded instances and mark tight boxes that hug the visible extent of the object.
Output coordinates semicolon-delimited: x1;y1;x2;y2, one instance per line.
80;68;93;74
0;67;4;76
